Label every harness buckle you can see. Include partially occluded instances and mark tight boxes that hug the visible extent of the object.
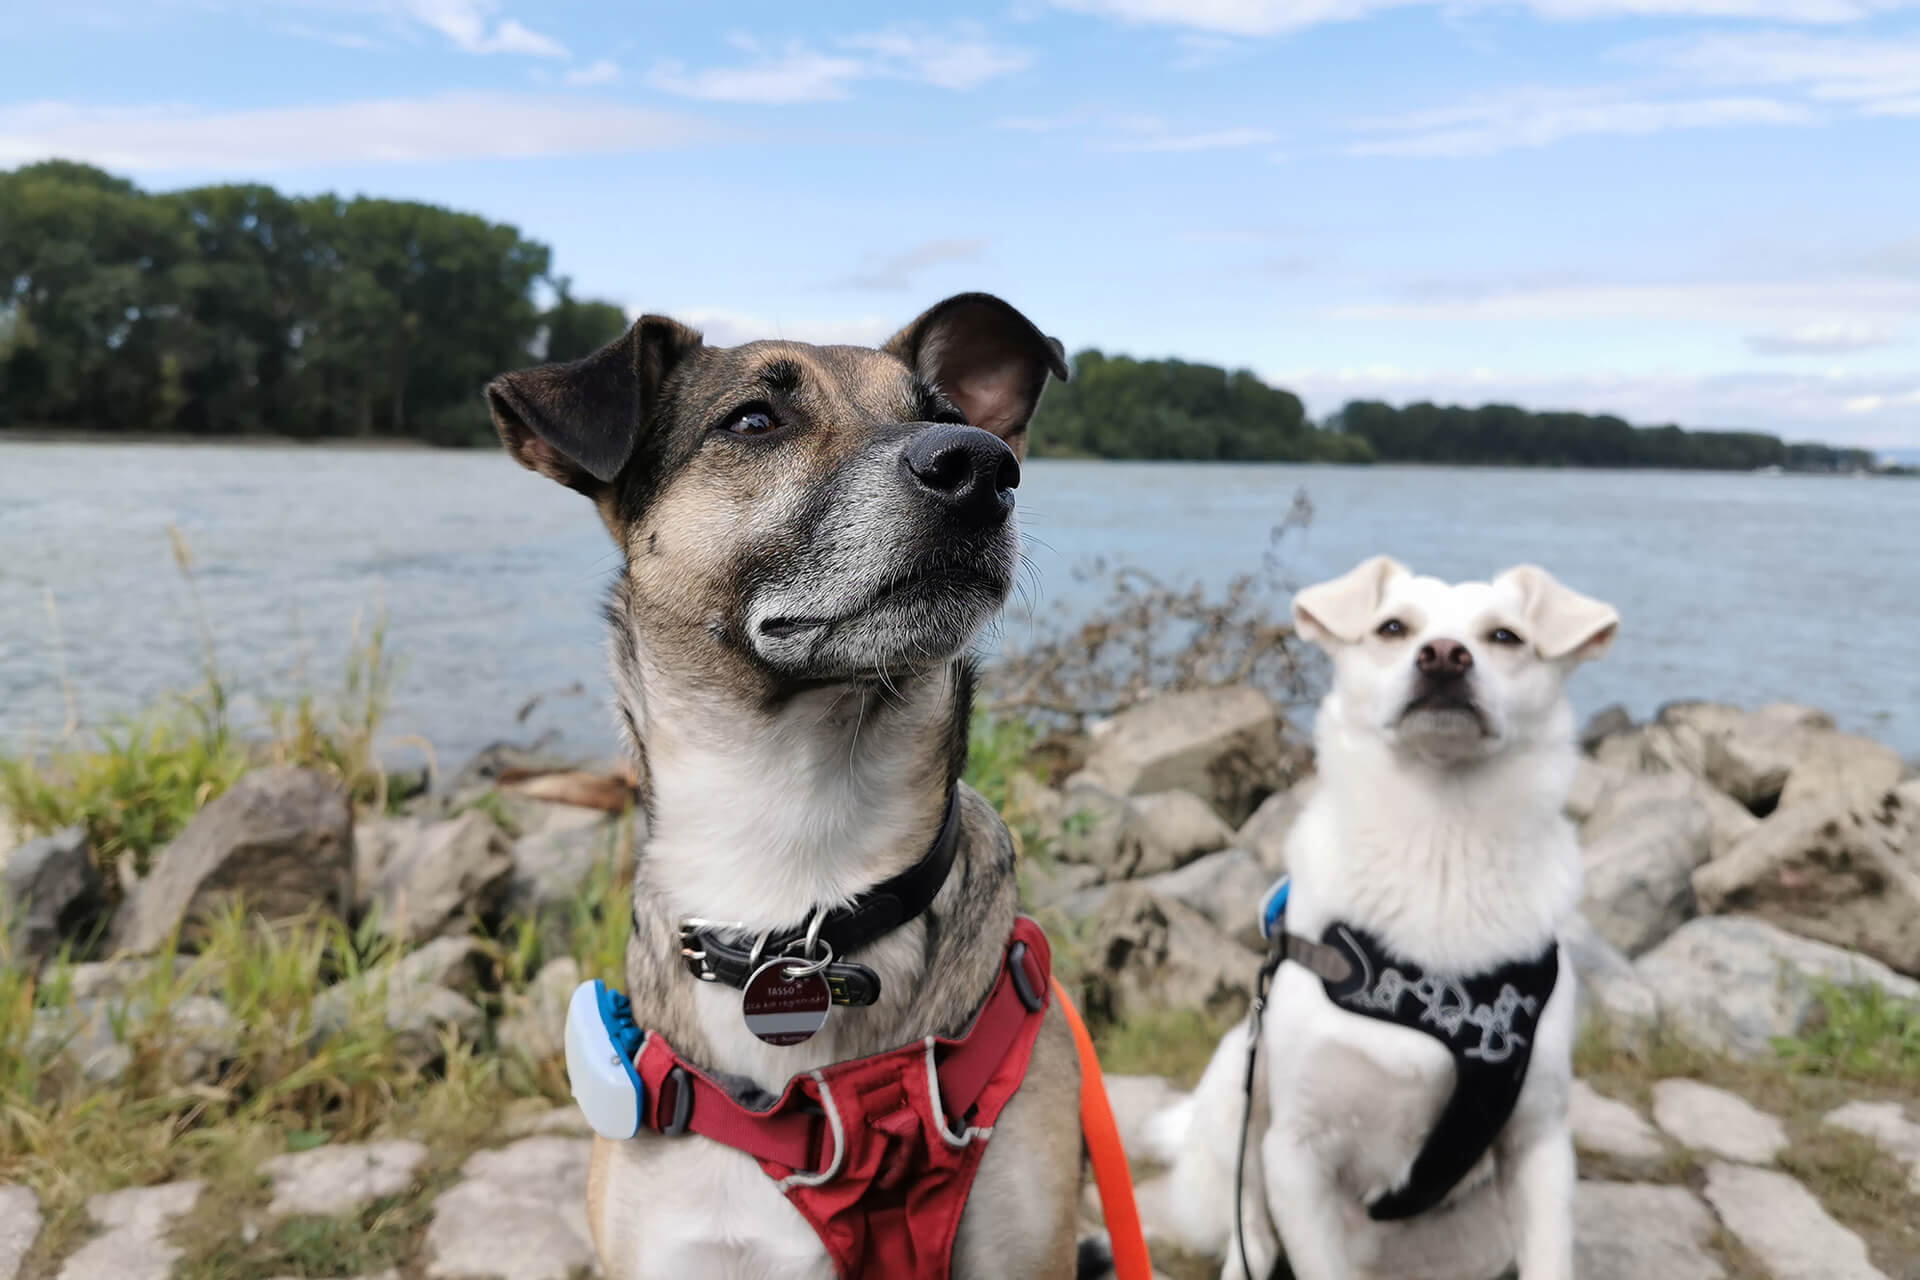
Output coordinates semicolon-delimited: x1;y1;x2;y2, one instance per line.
1007;941;1045;1014
660;1065;695;1136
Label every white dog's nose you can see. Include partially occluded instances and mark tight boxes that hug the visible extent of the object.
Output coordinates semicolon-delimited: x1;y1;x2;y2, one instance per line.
1416;639;1473;680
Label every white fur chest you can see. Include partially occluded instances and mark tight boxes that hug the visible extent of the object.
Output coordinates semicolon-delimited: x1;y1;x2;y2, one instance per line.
594;1133;833;1280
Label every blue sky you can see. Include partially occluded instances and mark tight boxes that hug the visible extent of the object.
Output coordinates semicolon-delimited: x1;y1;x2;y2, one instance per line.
4;1;1918;450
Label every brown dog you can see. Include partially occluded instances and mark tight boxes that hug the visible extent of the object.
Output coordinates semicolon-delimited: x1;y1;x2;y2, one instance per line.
487;295;1084;1278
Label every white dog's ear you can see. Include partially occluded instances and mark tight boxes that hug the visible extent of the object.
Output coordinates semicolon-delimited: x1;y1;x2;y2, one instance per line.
1292;555;1410;648
1497;565;1619;661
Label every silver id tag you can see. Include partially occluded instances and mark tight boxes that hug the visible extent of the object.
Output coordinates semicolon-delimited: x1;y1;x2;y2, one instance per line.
742;957;832;1046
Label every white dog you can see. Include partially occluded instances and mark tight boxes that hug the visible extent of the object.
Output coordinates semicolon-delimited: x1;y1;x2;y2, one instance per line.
1150;556;1618;1280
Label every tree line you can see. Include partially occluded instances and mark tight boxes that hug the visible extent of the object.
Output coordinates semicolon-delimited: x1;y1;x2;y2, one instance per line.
0;161;627;444
1;161;1884;471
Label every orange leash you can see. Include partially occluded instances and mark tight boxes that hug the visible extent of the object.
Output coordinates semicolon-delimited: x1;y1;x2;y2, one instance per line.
1052;977;1154;1280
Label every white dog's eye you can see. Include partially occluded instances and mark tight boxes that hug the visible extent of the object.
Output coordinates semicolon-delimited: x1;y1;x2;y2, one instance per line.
1376;619;1407;638
1489;627;1525;646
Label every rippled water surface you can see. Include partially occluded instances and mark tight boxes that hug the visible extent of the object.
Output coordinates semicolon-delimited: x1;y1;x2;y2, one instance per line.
4;442;1914;767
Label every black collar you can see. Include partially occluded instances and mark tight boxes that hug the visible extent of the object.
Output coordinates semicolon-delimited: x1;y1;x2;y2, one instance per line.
675;789;963;1007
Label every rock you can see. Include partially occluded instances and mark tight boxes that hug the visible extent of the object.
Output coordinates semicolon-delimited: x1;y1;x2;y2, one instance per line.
160;995;240;1082
1102;1074;1187;1161
502;769;634;813
1134;849;1272;950
503;1105;593;1139
1130;791;1233;875
0;1184;41;1280
504;819;622;920
499;957;580;1064
1778;730;1903;812
426;1136;597;1280
1077;687;1289;826
1701;705;1829;809
1579;783;1712;957
262;1138;427;1217
314;936;484;1065
1055;882;1118;923
355;811;512;943
2;826;104;968
1569;1081;1665;1163
1701;1161;1886;1280
1693;790;1920;976
28;1002;132;1085
1234;777;1316;874
1824;1100;1920;1194
1566;757;1627;824
1019;858;1103;912
1051;779;1152;880
1562;914;1660;1051
1650;1079;1787;1163
1634;916;1920;1059
1004;772;1065;832
1579;704;1635;754
1582;771;1756;861
1079;884;1262;1025
56;1180;203;1280
113;768;353;954
58;956;192;1002
447;737;576;794
1573;1181;1723;1280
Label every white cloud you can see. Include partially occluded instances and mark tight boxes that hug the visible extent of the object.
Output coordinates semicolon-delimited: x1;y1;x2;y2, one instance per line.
839;29;1032;89
1105;125;1276;151
675;308;896;348
1274;364;1920;448
0;94;713;172
995;108;1273;152
399;0;566;57
1627;31;1920;116
647;47;867;103
1052;0;1909;35
832;238;988;291
1842;388;1920;412
562;58;621;87
1340;276;1920;325
1347;88;1810;156
646;25;1030;105
1747;321;1900;354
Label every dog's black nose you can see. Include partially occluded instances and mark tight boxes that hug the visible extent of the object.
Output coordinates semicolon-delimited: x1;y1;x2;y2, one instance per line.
902;425;1020;525
1417;638;1474;680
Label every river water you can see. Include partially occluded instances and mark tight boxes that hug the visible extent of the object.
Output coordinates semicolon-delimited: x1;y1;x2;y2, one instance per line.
3;442;1914;768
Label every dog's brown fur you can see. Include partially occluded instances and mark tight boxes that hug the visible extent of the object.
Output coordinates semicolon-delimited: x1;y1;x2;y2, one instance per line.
489;294;1084;1277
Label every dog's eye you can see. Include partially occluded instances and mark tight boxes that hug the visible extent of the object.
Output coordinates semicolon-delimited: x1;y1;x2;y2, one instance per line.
1489;627;1525;646
721;405;779;438
1376;619;1407;638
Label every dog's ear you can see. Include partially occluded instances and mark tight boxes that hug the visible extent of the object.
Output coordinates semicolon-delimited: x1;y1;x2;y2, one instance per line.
486;316;703;496
883;292;1068;461
1292;555;1410;648
1497;565;1619;662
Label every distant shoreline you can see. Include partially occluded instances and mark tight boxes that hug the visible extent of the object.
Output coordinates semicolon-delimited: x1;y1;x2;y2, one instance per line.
2;432;1909;475
0;429;439;451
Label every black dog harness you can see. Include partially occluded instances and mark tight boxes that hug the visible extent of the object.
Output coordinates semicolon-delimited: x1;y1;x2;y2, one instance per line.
1262;901;1559;1221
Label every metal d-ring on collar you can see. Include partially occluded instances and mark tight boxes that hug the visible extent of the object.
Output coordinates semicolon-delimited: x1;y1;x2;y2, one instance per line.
676;789;964;1007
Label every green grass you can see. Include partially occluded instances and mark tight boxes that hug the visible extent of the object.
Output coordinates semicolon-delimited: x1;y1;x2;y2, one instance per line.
1774;980;1920;1085
964;712;1041;815
1;533;404;879
1091;1006;1233;1089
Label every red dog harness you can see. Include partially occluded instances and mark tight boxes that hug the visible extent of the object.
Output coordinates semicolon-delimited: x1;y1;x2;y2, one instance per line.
631;917;1053;1279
